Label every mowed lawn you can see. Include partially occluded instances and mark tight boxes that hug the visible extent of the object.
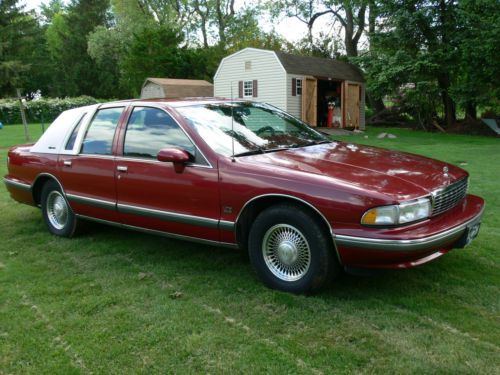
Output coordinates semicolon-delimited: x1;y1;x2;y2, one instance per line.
0;123;499;374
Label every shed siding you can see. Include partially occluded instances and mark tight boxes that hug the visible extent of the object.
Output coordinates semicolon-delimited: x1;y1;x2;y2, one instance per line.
141;82;164;99
214;49;287;110
286;74;304;118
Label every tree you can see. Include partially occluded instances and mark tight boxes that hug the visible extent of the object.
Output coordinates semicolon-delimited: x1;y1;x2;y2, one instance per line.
452;0;500;118
268;0;367;57
45;0;111;97
40;0;65;23
0;0;40;96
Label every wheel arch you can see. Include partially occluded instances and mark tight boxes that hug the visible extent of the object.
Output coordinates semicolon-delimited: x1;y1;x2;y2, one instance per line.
235;194;342;264
32;173;66;206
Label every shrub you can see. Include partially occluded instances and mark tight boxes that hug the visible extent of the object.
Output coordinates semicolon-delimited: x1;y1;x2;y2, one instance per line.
0;96;102;124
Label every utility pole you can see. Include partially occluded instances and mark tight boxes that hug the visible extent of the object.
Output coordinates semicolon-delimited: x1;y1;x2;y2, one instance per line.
16;88;30;142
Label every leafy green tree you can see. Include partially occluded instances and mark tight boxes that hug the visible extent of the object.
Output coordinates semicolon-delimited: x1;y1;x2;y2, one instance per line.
40;0;65;23
45;0;111;97
268;0;367;57
451;0;500;118
0;0;40;96
120;25;188;96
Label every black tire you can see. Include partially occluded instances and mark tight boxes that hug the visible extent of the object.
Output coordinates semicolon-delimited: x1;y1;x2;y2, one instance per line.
41;180;78;237
248;204;339;294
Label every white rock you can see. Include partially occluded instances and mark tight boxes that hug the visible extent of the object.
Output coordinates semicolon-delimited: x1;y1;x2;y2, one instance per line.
387;133;397;139
377;132;387;139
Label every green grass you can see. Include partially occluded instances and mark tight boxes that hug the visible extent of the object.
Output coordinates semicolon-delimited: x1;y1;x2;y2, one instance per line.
1;124;499;374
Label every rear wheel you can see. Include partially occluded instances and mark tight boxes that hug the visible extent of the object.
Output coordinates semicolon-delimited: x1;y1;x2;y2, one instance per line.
248;204;338;294
41;180;78;237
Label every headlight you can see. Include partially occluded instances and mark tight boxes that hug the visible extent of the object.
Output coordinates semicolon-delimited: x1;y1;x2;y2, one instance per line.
361;198;431;226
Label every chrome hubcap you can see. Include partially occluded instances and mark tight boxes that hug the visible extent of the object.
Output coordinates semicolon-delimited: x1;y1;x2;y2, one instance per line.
262;224;311;282
47;191;68;230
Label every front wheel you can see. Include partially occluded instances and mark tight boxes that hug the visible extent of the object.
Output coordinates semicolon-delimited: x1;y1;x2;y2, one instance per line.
248;204;339;294
41;180;79;237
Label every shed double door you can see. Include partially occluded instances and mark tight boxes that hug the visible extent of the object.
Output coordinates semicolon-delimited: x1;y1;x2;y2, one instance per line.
345;83;360;128
301;78;317;127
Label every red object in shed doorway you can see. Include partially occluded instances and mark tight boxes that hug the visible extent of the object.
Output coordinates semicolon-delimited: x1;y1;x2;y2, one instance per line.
327;103;334;128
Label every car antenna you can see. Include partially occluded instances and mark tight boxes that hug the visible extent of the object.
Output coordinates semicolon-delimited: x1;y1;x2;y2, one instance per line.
230;83;235;162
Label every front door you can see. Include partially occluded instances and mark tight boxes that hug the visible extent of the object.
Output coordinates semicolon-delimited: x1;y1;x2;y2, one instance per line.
115;106;220;242
58;106;124;222
301;77;317;126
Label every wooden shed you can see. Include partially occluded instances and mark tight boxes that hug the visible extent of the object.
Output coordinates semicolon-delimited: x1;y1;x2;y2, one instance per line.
140;78;214;99
214;48;365;129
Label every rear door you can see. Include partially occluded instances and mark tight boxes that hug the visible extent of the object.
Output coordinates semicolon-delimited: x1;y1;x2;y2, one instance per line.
58;106;125;222
115;106;220;242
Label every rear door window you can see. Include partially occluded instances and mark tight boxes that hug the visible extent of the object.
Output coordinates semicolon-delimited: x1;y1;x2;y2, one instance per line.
81;107;123;155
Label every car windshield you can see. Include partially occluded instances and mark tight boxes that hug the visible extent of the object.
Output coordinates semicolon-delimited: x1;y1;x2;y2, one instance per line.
176;102;329;157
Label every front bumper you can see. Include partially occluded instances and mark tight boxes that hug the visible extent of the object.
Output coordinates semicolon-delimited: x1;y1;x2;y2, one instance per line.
333;194;485;269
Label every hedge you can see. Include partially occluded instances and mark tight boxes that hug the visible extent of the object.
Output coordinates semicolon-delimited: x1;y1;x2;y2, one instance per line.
0;96;103;125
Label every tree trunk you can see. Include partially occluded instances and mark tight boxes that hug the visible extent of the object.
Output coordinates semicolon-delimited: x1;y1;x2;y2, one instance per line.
438;73;456;128
344;8;357;57
465;102;477;120
367;0;385;114
368;95;385;113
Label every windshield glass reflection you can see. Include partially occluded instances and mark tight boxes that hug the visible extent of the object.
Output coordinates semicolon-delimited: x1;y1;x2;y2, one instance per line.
176;102;328;157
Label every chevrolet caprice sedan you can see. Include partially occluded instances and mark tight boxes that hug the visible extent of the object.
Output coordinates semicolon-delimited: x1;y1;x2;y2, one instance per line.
4;99;484;293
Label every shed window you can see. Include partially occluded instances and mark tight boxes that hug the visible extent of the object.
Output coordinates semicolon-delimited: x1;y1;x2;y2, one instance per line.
243;80;253;97
296;79;302;95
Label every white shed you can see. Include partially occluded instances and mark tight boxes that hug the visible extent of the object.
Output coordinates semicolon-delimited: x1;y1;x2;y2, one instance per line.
214;48;366;129
141;78;214;99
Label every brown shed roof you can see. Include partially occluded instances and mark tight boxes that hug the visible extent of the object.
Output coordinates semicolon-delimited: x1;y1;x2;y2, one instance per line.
144;78;213;88
274;52;364;82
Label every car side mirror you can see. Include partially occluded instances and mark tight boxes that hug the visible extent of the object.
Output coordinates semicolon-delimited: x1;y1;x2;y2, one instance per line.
157;148;191;173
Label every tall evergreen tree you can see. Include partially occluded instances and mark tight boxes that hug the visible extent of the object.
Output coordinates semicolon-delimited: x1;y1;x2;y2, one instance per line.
46;0;111;97
0;0;40;96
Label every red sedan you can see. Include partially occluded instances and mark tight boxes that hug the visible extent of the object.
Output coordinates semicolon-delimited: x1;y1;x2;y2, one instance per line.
4;99;484;293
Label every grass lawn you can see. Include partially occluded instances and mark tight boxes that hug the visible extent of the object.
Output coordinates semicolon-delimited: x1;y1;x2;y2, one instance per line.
0;124;499;374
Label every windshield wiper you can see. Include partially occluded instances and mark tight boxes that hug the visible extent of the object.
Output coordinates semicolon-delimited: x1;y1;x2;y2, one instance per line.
233;146;292;157
290;140;332;148
233;148;265;157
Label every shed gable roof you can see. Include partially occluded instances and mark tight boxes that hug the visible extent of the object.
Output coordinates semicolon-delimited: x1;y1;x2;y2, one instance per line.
274;51;364;82
143;78;213;89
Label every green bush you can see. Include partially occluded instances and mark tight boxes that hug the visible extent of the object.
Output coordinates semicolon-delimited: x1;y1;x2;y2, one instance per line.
0;96;102;124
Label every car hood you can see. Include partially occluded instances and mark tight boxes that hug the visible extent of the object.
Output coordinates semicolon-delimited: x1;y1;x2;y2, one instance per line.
240;142;468;201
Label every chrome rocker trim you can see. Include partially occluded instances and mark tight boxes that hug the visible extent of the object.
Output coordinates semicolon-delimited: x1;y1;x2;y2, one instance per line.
66;193;116;210
117;203;220;229
63;193;235;230
3;177;31;192
76;214;238;249
334;207;484;252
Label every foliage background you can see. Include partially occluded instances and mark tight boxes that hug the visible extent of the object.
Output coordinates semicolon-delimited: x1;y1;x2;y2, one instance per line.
0;0;499;127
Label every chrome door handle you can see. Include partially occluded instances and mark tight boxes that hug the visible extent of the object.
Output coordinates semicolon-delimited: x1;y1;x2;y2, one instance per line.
117;165;128;172
63;160;72;167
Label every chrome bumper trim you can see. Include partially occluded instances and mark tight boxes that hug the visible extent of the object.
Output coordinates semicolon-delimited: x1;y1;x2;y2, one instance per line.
3;177;31;192
334;207;484;252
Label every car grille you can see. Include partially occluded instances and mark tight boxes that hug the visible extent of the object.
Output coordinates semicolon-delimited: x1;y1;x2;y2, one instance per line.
431;177;468;216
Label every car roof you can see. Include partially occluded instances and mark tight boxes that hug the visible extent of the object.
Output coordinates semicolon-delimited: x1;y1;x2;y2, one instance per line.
110;97;238;108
